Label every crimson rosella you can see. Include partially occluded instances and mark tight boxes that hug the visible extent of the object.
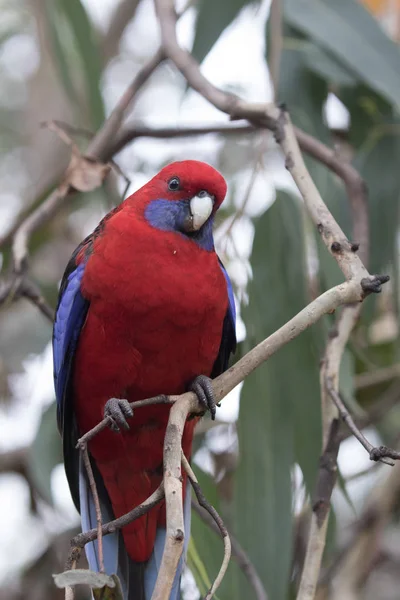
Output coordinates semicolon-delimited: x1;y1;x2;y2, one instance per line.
53;160;236;599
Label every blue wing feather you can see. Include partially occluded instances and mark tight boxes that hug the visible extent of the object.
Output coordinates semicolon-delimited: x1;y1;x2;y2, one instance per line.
52;240;91;509
211;259;236;377
53;261;88;430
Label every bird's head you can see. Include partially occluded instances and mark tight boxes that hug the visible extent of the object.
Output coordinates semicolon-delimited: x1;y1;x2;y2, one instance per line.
137;160;227;251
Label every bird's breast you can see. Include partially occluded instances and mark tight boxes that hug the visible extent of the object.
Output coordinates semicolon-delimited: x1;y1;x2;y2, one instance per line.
76;220;228;408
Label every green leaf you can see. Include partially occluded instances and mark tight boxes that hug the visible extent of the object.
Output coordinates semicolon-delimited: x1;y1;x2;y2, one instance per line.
192;0;259;64
352;126;400;320
276;25;351;294
300;43;356;88
187;538;212;597
191;466;244;600
93;575;124;600
28;402;63;504
44;2;80;107
276;26;329;151
235;193;323;600
336;468;357;517
284;0;400;110
355;132;400;277
59;0;105;128
45;0;105;128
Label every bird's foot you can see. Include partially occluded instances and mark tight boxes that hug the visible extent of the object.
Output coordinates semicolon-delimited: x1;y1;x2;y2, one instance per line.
104;398;133;432
188;375;218;421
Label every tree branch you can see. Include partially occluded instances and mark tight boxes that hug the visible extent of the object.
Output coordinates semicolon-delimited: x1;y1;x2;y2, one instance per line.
111;122;256;156
192;502;268;600
150;3;389;598
297;305;361;600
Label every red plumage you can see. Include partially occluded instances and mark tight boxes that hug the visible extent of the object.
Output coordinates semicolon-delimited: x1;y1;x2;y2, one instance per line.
72;161;228;562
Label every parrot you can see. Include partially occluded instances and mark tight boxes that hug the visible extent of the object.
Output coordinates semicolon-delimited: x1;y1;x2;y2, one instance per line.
52;160;236;600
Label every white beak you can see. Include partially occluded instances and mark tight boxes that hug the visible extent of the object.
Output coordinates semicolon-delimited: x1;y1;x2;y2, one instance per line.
189;194;214;231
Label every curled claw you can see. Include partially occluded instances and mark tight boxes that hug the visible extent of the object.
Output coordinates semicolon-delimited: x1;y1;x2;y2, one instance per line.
104;398;133;432
189;375;217;420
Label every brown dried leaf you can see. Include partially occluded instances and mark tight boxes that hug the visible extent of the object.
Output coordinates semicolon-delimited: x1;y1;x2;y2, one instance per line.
53;569;115;589
64;148;111;192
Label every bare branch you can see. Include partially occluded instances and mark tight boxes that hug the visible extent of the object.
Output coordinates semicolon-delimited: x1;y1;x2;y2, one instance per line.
0;276;54;322
297;305;361;600
112;122;256;156
78;444;105;573
151;399;191;600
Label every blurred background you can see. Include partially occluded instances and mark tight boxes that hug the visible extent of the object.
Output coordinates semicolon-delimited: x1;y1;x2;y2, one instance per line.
1;0;400;598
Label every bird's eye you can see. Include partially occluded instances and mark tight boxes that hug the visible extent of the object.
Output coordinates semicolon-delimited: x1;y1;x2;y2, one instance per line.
168;177;180;191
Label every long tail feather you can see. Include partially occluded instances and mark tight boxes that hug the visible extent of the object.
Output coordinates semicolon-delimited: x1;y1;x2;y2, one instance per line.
79;456;129;597
144;482;192;600
79;458;192;600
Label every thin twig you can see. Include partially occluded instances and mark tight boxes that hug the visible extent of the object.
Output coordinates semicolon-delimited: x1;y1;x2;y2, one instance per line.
69;482;164;550
89;48;165;162
112;122;256;155
78;444;105;573
181;453;231;600
191;502;268;600
19;279;55;321
326;382;399;466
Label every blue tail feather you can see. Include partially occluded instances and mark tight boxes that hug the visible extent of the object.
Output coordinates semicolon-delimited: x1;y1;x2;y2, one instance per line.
79;460;191;600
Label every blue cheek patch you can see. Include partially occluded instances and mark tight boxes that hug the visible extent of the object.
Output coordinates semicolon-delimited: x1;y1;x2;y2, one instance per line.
145;198;214;251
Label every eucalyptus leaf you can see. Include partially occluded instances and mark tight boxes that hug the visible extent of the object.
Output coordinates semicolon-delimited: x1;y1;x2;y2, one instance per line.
301;43;356;88
28;401;63;504
284;0;400;110
191;466;244;600
192;0;260;64
53;0;105;128
235;193;323;600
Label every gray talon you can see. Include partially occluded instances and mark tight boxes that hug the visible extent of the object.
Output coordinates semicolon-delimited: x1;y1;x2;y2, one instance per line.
104;398;133;431
189;375;217;420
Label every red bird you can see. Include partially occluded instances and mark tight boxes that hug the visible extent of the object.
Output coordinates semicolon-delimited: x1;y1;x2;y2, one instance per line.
53;160;236;599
